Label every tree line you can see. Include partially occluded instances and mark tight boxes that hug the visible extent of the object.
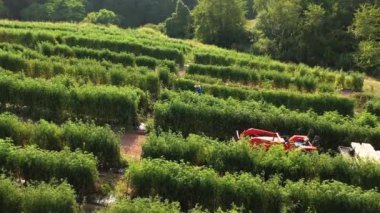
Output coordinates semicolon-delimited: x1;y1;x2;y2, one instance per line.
0;0;198;27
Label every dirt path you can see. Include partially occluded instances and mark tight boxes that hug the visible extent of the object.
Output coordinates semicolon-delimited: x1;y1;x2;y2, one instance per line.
178;68;186;77
120;132;146;160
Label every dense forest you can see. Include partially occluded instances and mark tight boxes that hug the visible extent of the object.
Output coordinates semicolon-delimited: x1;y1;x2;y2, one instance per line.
1;0;380;76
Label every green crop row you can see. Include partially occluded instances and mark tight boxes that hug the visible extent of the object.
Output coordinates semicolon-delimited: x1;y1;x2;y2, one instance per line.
188;63;301;89
63;35;185;65
188;64;364;92
0;20;191;47
0;28;185;65
0;139;98;194
37;42;177;72
0;49;161;98
102;198;183;213
143;132;380;190
194;52;364;92
0;176;78;213
0;71;145;128
0;113;120;168
0;20;193;53
173;78;355;116
367;98;380;117
102;197;241;213
154;91;380;149
128;159;380;213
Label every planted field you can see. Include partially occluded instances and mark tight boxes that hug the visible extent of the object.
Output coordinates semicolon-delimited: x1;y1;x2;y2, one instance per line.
0;20;379;212
143;132;380;190
155;91;380;149
127;159;380;213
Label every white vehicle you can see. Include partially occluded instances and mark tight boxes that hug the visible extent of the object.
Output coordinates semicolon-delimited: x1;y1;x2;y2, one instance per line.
339;142;380;163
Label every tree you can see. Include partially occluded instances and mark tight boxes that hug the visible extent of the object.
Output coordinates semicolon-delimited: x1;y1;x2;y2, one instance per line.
352;4;380;41
0;0;8;18
253;0;359;69
83;9;119;25
352;4;380;76
164;0;192;38
21;0;86;22
254;0;303;60
246;0;255;19
183;0;198;9
193;0;246;47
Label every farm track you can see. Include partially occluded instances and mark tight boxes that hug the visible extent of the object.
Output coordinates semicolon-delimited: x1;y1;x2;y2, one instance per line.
120;133;146;160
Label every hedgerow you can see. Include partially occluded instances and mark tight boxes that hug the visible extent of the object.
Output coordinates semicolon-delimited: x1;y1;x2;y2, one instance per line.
0;139;98;193
0;28;185;65
0;50;161;98
194;52;364;91
63;36;185;65
127;159;380;213
367;98;380;117
187;64;320;92
0;176;78;213
154;91;380;149
0;113;120;168
173;78;354;115
143;132;380;190
102;197;242;213
101;198;182;213
0;71;144;128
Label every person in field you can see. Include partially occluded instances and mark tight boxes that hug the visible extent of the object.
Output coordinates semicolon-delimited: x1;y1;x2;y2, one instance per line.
195;85;203;94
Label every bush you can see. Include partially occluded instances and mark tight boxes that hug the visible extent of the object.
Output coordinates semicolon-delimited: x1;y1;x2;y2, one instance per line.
367;98;380;117
82;9;119;25
0;71;144;128
102;198;181;213
0;176;78;213
0;139;98;193
128;159;380;213
144;131;380;190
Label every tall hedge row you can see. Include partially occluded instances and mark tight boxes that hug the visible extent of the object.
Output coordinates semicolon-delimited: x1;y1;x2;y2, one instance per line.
194;52;365;92
0;50;161;98
38;42;177;71
39;42;135;66
0;176;78;213
143;132;380;190
173;78;355;116
154;91;380;149
0;29;184;66
187;64;318;92
367;98;380;117
0;71;144;128
0;139;98;193
63;36;185;65
0;113;120;168
128;159;380;213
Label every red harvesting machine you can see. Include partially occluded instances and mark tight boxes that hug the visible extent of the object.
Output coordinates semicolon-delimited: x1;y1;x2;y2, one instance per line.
237;128;318;152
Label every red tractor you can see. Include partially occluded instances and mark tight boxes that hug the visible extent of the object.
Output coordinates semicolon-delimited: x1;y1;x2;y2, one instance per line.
238;128;318;152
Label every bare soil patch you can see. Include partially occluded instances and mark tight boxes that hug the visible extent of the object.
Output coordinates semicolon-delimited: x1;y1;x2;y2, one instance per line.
120;132;146;160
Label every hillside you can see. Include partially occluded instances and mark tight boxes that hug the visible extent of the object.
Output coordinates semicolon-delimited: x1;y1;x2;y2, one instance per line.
0;20;379;212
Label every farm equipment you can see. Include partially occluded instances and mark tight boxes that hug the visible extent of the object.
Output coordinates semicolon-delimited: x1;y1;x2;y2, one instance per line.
339;143;380;163
237;128;318;152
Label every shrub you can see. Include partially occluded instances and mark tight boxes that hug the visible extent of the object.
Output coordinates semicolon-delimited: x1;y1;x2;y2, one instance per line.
0;176;78;213
0;139;98;193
